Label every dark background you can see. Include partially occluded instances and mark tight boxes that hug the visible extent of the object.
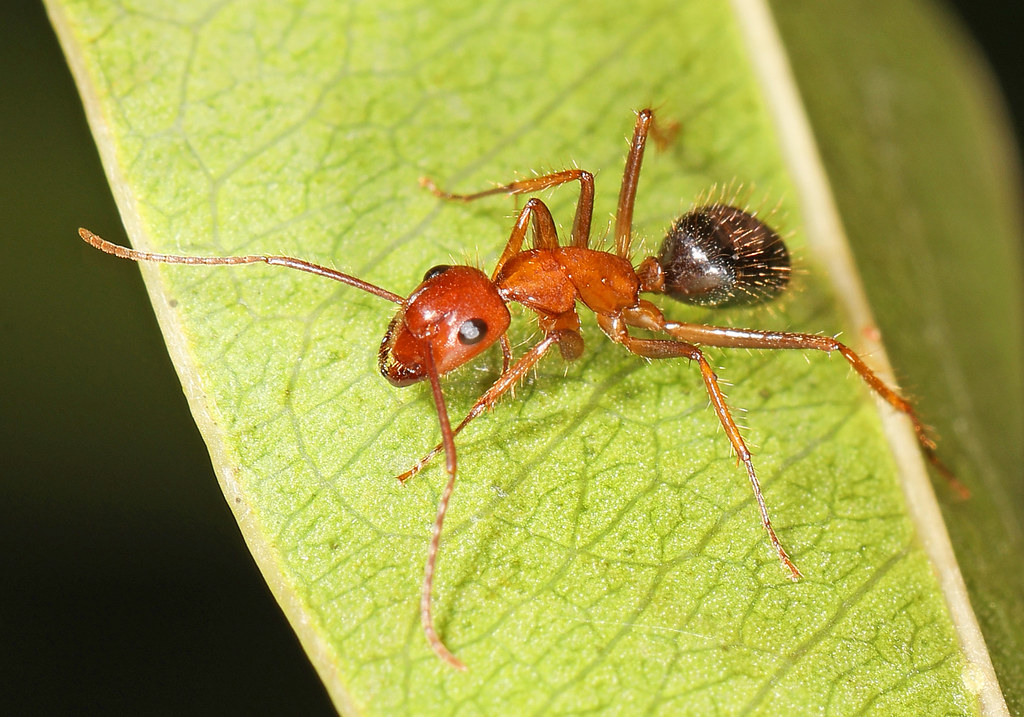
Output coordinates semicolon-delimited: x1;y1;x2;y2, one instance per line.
1;1;1019;714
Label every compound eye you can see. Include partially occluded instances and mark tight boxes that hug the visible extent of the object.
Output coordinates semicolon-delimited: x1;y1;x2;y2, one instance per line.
422;264;451;282
457;318;488;345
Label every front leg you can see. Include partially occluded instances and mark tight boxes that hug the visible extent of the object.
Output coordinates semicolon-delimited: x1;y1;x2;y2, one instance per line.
396;331;565;482
488;198;561;278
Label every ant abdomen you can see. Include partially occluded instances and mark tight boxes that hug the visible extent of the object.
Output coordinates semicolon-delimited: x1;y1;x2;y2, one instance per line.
638;204;790;307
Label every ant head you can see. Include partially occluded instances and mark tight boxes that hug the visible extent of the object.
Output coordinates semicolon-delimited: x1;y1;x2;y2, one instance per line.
378;265;511;386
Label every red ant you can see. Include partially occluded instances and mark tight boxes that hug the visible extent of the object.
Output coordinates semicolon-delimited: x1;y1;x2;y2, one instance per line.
80;108;965;671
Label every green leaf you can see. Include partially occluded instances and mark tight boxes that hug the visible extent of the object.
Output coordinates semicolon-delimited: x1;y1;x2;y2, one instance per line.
770;2;1024;714
50;0;1019;713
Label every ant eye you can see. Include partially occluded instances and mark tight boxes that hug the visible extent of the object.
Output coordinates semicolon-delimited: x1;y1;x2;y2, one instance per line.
423;265;451;282
457;318;487;345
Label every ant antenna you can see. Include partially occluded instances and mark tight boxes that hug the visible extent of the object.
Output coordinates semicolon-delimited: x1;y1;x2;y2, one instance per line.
420;346;466;670
78;228;404;305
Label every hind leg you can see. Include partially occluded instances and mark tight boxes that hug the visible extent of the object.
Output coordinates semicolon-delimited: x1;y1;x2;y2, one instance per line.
597;311;802;579
623;301;967;498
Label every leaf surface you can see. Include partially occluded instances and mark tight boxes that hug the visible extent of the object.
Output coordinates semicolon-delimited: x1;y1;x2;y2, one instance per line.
770;2;1024;713
50;0;1018;713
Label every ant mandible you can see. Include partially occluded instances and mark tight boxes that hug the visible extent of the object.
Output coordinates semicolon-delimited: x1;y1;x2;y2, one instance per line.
80;108;965;671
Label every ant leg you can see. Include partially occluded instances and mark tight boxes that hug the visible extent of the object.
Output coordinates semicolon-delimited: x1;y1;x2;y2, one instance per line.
613;109;654;259
78;229;404;304
397;332;563;483
414;332;564;670
625;302;968;498
499;334;512;374
491;198;561;278
597;312;802;580
421;169;594;248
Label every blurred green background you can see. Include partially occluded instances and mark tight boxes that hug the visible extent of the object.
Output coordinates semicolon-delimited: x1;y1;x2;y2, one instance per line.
1;1;1019;713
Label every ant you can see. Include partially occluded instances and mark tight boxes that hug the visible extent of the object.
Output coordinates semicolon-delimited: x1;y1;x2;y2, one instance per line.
79;108;965;671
